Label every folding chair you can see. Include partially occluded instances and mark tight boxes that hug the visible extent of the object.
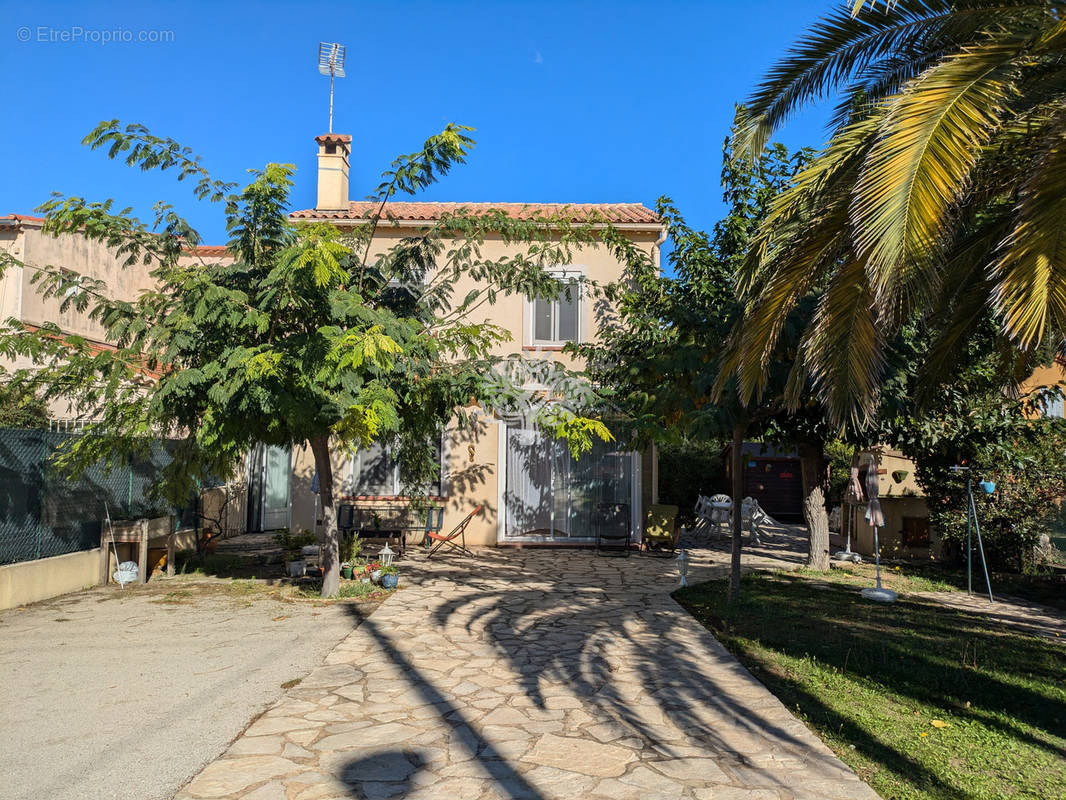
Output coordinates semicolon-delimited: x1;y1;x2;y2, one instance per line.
426;505;482;558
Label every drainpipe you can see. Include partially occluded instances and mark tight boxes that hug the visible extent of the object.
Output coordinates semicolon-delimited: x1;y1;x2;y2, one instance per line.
652;225;667;274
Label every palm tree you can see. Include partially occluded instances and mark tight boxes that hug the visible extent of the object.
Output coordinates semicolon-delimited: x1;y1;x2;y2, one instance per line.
727;0;1066;425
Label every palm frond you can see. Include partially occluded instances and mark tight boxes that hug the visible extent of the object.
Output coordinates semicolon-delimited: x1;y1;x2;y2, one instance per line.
850;43;1019;317
993;121;1066;346
735;1;1035;156
801;255;885;427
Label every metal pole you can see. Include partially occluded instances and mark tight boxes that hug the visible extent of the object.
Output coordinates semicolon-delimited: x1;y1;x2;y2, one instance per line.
873;526;882;589
328;72;334;133
966;475;973;596
968;487;995;604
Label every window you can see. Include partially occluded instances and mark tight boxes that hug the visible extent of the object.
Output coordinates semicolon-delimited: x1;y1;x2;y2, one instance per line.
349;436;444;497
532;278;580;345
901;516;930;548
1046;396;1065;418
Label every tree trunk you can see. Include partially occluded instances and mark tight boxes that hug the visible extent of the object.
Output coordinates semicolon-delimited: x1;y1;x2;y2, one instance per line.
729;420;745;603
799;440;830;571
310;435;340;598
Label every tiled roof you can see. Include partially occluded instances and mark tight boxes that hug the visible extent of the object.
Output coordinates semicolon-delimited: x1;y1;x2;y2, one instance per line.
1;214;46;224
289;201;661;226
183;245;230;257
315;133;352;144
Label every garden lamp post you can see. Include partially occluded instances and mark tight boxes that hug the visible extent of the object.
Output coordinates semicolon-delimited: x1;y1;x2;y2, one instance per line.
676;547;689;587
379;542;395;569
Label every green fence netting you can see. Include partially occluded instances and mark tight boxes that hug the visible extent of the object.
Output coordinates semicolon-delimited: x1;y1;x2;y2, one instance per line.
0;428;187;566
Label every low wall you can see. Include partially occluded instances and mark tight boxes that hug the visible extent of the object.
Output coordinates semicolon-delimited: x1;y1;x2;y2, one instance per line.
0;547;102;610
0;524;198;610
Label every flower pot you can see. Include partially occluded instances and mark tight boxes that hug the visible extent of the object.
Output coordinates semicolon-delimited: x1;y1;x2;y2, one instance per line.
381;573;398;590
371;570;382;583
341;565;353;580
361;577;371;585
979;480;996;494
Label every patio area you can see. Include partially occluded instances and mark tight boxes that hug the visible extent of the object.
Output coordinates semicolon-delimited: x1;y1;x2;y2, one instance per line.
175;527;878;800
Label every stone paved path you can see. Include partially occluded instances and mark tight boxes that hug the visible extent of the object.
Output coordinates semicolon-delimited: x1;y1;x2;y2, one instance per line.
176;532;878;800
914;590;1066;641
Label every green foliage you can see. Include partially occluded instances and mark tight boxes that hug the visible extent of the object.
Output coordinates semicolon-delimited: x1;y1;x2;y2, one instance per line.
657;439;728;522
578;119;813;447
0;382;49;429
890;381;1066;569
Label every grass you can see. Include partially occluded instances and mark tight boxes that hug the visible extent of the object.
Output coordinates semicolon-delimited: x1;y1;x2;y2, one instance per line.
676;571;1066;800
291;578;393;602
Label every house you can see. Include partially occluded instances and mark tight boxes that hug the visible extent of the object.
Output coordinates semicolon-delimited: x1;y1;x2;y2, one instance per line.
268;133;665;547
2;131;665;550
211;132;665;547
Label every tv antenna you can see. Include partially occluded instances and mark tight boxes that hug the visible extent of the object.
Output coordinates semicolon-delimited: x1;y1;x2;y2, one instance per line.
318;42;346;133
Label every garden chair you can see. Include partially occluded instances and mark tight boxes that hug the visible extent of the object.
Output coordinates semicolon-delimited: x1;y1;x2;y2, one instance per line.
426;505;482;558
643;504;680;555
595;502;632;556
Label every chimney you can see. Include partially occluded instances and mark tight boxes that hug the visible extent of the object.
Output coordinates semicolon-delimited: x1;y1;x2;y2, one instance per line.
315;133;351;211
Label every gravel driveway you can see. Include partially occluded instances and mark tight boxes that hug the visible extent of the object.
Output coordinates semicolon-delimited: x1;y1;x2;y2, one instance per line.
0;576;374;800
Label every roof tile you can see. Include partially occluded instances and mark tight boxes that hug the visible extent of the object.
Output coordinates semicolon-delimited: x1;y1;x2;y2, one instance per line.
289;201;661;226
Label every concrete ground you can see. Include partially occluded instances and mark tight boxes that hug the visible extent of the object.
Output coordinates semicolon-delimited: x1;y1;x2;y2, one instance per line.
174;528;879;800
0;575;374;800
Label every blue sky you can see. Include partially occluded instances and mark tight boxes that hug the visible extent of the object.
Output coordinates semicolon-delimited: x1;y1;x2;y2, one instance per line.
1;1;835;245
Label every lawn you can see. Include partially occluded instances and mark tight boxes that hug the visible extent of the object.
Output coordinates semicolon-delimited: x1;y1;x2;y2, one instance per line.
675;570;1066;800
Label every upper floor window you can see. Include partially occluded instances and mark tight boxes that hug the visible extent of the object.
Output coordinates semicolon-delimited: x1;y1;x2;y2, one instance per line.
1047;396;1065;418
532;276;580;345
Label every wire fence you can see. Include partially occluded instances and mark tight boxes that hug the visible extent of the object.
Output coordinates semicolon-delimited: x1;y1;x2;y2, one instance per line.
0;428;187;566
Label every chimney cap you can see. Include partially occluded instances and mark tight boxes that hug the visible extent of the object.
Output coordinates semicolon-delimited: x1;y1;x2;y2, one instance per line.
315;133;352;145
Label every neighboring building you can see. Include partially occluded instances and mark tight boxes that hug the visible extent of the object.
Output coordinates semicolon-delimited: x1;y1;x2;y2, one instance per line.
850;449;935;560
722;441;803;522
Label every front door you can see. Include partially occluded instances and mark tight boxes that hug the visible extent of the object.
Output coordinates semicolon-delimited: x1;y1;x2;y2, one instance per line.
247;443;291;532
504;425;637;541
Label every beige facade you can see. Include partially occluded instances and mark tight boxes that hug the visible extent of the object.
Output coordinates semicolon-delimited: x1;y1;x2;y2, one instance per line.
2;132;664;553
266;134;665;547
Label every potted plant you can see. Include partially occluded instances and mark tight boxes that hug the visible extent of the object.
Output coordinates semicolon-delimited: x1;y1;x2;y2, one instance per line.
380;564;398;590
365;560;383;583
340;534;363;580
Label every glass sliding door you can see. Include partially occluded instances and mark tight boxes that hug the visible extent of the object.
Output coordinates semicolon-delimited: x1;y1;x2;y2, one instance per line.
504;424;636;541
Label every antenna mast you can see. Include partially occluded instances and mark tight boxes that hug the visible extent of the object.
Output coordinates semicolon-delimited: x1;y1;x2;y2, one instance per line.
317;42;346;133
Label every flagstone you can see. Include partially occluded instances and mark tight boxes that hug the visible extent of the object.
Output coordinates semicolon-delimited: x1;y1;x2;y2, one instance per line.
182;756;302;798
524;733;636;777
172;544;879;800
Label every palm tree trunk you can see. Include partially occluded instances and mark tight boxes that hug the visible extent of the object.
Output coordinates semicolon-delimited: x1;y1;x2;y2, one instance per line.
310;435;340;598
729;420;745;603
799;440;830;571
